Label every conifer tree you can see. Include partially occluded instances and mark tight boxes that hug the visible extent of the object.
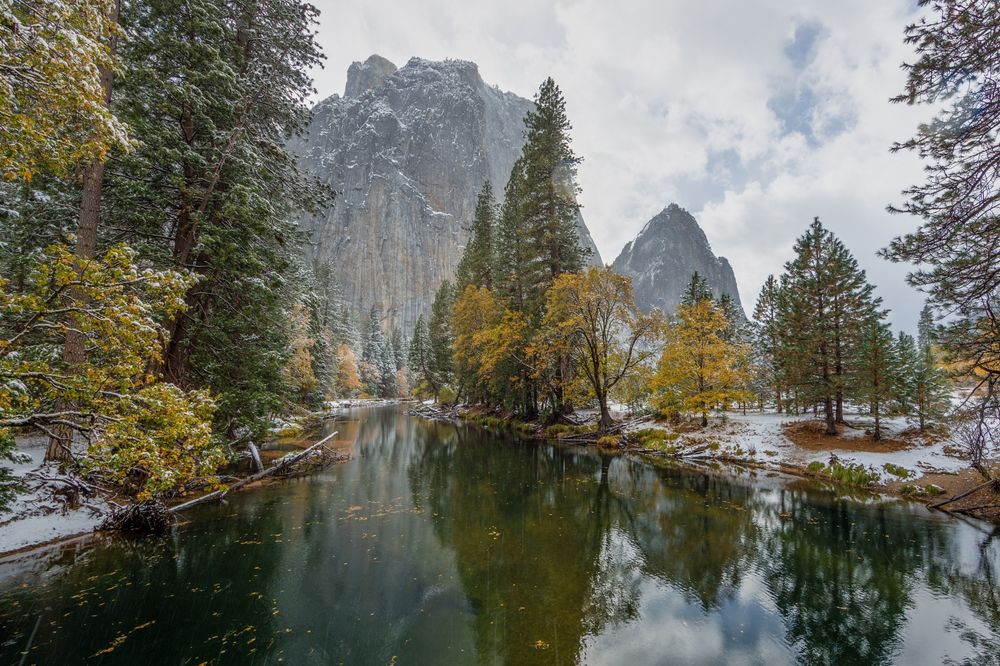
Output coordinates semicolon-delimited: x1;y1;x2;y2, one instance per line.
776;219;879;433
360;307;386;397
827;234;880;423
855;316;898;441
390;328;407;371
428;280;455;394
455;181;498;291
681;272;713;306
407;315;436;398
893;332;919;416
753;275;784;411
521;78;586;294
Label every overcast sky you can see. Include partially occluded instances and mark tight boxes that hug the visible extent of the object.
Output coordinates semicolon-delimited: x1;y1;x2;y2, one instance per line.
308;0;930;331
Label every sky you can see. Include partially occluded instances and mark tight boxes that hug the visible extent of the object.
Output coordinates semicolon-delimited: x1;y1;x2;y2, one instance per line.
308;0;931;331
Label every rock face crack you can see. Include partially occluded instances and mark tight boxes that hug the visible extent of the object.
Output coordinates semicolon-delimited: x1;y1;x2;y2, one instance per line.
292;55;602;331
612;203;743;317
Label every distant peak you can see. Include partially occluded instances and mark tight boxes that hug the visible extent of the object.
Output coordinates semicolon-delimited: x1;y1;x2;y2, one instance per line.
345;54;398;98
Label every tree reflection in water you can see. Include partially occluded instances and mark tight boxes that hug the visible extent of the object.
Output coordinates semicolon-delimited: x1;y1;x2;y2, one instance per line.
0;407;998;665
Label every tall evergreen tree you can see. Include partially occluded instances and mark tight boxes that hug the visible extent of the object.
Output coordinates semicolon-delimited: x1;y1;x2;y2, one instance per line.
779;218;840;434
455;181;498;291
855;316;898;441
361;307;386;397
407;315;437;398
101;0;328;437
521;77;586;297
753;275;784;411
884;1;999;388
428;280;455;397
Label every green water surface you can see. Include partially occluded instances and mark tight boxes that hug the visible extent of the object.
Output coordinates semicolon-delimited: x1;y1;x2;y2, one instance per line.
1;406;998;665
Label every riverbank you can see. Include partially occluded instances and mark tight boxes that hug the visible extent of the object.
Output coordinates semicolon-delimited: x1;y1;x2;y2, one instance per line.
416;403;1000;523
0;401;383;557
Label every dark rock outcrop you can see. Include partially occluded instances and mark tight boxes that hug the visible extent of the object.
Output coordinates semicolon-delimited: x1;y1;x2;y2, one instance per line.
292;55;601;331
612;204;743;316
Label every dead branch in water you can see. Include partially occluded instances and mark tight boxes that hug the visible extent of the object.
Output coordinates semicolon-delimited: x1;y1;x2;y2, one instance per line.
169;431;341;514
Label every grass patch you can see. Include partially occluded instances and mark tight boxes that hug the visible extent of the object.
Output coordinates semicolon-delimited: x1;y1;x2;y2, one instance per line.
597;435;621;448
807;460;879;487
545;423;596;439
882;463;913;479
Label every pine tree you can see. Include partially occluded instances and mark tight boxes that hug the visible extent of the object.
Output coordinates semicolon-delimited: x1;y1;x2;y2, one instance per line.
390;328;407;371
428;280;455;396
681;272;713;306
753;275;784;411
360;307;386;397
378;337;398;398
407;315;435;398
893;332;919;417
913;307;952;431
101;0;328;438
455;181;498;291
855;316;898;441
827;234;880;423
777;218;879;434
884;2;1000;389
521;78;586;294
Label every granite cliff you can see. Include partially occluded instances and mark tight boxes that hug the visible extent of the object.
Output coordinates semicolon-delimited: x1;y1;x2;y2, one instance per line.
292;55;601;331
612;204;743;317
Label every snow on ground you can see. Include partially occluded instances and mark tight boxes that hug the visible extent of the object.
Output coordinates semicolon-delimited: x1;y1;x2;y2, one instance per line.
626;410;969;484
0;436;110;556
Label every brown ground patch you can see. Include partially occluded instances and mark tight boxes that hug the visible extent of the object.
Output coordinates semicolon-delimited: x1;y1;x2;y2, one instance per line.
885;465;1000;523
783;420;911;453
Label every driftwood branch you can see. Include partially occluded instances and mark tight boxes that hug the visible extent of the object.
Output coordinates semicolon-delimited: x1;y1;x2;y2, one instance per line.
169;431;339;514
929;478;999;510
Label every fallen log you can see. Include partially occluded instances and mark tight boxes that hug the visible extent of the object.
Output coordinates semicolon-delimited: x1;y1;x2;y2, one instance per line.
169;431;339;514
929;478;999;511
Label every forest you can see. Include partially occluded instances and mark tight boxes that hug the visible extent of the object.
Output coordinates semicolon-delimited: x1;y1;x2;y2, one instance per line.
0;0;997;517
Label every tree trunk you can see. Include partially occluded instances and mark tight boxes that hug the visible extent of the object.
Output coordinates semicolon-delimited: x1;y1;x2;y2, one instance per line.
701;411;708;428
46;0;119;463
873;402;881;441
598;392;614;432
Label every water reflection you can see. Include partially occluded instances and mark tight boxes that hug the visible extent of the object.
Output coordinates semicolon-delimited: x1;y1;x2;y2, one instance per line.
0;407;998;665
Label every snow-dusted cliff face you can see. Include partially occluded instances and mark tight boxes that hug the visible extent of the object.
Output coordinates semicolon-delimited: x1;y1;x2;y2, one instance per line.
612;204;743;317
292;55;602;332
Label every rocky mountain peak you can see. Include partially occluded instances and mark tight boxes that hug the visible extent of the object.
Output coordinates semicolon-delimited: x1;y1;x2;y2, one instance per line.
344;54;398;98
293;56;602;332
613;203;743;317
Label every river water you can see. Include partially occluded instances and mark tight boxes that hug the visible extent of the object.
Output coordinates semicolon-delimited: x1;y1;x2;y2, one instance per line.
1;406;998;665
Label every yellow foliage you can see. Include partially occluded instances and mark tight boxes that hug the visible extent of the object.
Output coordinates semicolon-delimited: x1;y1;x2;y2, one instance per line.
0;243;222;498
0;0;131;180
541;267;663;426
650;299;751;424
452;284;502;385
283;301;318;397
335;344;362;397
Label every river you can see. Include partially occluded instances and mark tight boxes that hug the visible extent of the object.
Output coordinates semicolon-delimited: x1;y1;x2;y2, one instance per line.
1;406;998;665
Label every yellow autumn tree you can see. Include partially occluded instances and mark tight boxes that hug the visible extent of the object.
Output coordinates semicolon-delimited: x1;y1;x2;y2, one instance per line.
1;0;130;181
650;299;751;426
451;284;502;402
0;243;224;499
335;343;362;398
283;301;319;402
543;267;663;430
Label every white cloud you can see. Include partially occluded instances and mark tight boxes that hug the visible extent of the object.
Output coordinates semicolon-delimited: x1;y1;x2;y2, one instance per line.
308;0;930;329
